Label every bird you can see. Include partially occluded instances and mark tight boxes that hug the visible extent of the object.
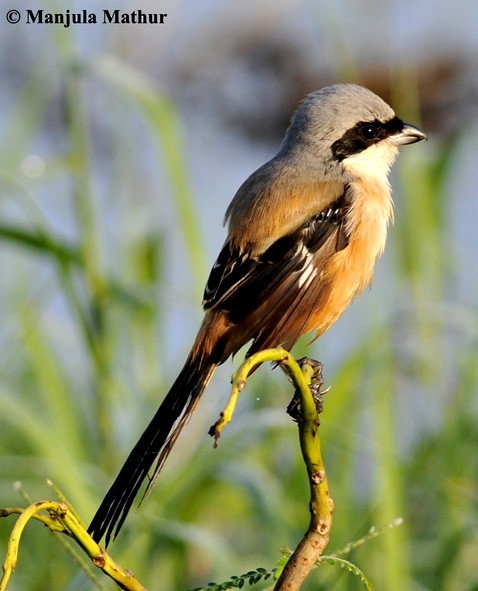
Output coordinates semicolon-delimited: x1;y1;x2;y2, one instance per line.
88;83;426;546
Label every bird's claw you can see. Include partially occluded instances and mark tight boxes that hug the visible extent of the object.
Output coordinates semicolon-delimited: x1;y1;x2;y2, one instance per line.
287;357;328;421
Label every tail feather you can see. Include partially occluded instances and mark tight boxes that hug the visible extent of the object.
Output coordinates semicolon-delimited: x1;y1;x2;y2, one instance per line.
88;352;216;546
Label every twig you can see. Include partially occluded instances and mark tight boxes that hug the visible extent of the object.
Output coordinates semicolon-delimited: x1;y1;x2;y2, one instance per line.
210;348;334;591
0;501;147;591
273;357;334;591
2;348;333;591
209;347;291;443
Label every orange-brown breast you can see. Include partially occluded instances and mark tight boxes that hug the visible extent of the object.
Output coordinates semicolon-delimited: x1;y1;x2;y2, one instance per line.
305;176;394;337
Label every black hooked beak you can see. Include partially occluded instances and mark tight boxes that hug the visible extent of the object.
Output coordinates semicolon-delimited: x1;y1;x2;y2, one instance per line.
390;123;427;146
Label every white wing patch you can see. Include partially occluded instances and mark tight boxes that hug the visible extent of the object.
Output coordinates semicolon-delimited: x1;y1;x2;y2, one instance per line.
298;249;317;289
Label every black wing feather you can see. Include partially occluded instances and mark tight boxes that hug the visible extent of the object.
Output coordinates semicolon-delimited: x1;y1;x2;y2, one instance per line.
203;189;351;325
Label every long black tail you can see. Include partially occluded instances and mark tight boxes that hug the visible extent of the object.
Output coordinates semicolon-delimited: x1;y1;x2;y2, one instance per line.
88;351;216;546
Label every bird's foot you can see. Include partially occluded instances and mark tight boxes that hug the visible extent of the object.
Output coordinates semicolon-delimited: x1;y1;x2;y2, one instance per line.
286;357;328;421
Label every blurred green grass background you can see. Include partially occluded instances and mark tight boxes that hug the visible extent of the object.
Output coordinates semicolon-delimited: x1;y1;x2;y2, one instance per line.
1;3;478;591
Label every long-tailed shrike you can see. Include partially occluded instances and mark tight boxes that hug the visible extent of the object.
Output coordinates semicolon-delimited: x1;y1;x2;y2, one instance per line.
88;83;426;545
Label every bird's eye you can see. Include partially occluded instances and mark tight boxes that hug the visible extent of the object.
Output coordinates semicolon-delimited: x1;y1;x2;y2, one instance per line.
360;124;379;140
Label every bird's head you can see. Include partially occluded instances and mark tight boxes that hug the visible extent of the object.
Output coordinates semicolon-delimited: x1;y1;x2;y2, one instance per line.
281;83;427;182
